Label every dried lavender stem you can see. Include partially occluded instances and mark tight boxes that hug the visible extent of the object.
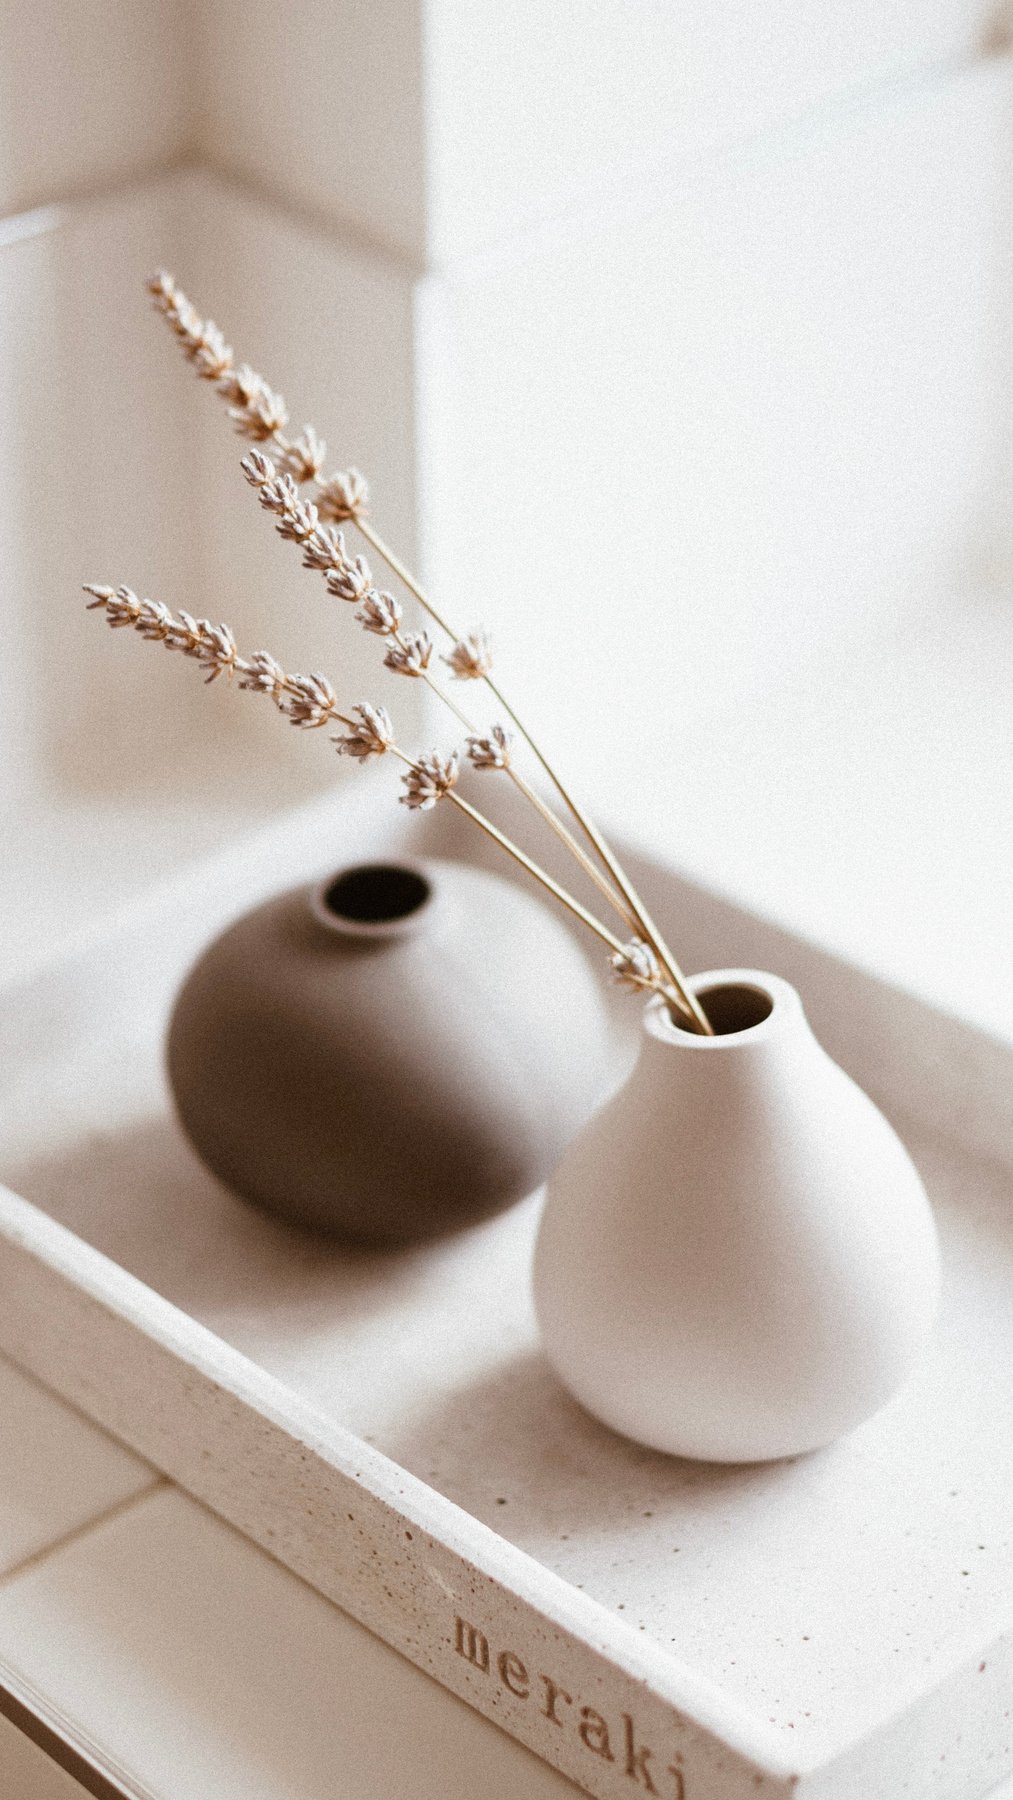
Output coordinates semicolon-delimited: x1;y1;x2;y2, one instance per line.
355;518;457;639
146;272;711;1032
383;741;683;998
420;669;472;733
83;585;358;732
448;791;634;960
354;517;712;1034
443;793;695;1025
239;454;638;929
85;584;689;1017
408;665;636;924
503;767;640;930
433;801;626;962
398;758;693;1019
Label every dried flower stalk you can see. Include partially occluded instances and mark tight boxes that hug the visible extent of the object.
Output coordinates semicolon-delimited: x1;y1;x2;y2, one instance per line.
610;938;667;994
142;271;710;1030
445;632;493;681
466;725;513;771
336;702;395;761
400;750;459;811
147;280;656;938
240;447;639;933
84;586;344;732
83;584;668;989
348;513;709;1029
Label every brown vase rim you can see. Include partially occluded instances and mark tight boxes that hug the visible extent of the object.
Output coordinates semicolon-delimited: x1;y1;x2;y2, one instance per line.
309;859;436;939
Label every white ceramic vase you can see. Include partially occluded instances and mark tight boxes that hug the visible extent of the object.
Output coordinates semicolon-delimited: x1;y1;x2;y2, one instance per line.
533;969;940;1463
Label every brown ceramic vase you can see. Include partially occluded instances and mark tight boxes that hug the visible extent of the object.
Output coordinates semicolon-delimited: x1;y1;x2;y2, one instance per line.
166;857;619;1244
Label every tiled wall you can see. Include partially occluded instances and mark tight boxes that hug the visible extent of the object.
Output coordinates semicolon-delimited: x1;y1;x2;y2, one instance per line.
1;1;1010;1026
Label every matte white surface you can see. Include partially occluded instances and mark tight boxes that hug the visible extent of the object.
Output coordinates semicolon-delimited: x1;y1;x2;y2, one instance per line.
422;0;999;263
191;0;427;263
0;180;198;801
0;1486;581;1800
185;0;1002;265
535;972;940;1461
425;58;1013;690
0;1354;152;1578
0;0;998;268
0;0;187;218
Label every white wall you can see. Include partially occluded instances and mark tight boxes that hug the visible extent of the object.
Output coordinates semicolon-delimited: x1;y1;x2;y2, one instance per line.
190;0;426;262
422;62;1006;728
0;0;189;218
1;0;1010;1031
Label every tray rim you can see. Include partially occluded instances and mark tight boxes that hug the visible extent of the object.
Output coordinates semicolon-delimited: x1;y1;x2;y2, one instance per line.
1;789;1011;1800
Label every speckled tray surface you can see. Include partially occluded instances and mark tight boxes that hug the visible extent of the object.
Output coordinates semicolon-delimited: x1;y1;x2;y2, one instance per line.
1;789;1011;1800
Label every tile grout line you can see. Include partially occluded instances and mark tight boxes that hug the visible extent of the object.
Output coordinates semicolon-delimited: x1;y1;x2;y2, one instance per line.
0;1476;170;1592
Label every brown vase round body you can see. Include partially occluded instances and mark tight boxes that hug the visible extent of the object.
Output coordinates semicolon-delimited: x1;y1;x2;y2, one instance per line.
166;857;619;1244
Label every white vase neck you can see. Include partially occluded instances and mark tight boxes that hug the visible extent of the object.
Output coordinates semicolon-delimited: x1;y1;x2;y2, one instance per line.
644;968;806;1054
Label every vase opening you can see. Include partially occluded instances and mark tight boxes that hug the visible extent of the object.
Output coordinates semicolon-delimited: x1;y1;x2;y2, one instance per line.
672;981;774;1037
318;863;432;929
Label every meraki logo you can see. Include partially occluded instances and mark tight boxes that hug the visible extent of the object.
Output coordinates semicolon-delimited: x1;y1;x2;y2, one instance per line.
453;1614;686;1798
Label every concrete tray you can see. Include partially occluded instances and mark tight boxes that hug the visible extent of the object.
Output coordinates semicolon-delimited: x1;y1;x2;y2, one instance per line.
0;788;1010;1799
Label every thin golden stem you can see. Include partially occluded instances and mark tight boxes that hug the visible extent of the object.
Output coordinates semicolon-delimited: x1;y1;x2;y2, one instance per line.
480;674;712;1031
385;744;627;962
413;663;635;927
146;280;710;1030
445;794;629;960
483;710;705;1031
385;626;636;926
420;670;473;733
355;518;457;639
505;767;639;929
352;516;713;1034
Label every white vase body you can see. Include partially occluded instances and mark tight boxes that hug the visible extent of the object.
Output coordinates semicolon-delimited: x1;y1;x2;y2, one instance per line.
533;970;940;1463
